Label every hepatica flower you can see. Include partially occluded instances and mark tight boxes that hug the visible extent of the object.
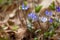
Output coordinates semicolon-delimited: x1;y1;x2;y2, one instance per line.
28;12;38;21
22;4;29;10
40;17;48;23
56;6;60;12
45;10;53;16
49;18;53;23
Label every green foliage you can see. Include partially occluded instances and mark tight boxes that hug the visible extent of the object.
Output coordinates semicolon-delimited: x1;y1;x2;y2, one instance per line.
24;1;27;6
27;19;34;32
27;25;35;33
11;25;18;31
35;29;41;33
44;30;55;38
0;0;6;5
52;22;57;28
52;22;60;28
34;37;38;40
43;18;60;38
0;0;3;4
6;0;12;5
19;6;22;10
44;26;55;38
0;0;12;5
35;5;42;13
49;30;55;37
44;32;49;37
0;37;7;40
0;35;9;40
49;2;55;10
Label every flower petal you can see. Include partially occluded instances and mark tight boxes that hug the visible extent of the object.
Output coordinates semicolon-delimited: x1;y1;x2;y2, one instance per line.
40;17;48;22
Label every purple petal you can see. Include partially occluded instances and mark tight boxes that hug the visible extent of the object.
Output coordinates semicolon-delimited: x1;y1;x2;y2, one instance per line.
56;6;60;12
49;18;53;23
28;12;38;21
22;4;29;10
45;10;53;16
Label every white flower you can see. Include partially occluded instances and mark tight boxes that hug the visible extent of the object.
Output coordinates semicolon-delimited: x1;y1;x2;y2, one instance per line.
40;17;48;22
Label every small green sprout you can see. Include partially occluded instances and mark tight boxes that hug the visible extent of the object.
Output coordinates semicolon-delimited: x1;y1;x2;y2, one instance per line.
27;19;34;32
24;1;27;6
0;0;3;4
44;30;55;38
44;32;49;37
49;30;55;37
0;35;9;40
35;5;42;13
43;32;49;40
0;37;7;40
43;31;55;40
27;25;35;33
1;25;8;30
49;2;55;10
0;0;12;5
19;6;22;10
34;37;38;40
52;22;60;28
48;26;54;32
35;29;41;33
11;25;18;31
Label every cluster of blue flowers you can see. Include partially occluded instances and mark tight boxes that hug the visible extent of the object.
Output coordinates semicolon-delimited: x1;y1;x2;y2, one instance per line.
28;12;38;21
22;4;29;10
27;10;53;23
20;1;60;23
45;10;53;16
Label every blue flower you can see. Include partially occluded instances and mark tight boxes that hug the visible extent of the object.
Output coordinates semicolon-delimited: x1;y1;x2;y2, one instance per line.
22;4;29;10
40;17;48;23
45;10;53;16
56;6;60;12
49;18;53;23
28;12;38;21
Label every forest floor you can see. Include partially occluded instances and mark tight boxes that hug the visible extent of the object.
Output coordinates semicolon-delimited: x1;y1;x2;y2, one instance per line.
0;0;60;40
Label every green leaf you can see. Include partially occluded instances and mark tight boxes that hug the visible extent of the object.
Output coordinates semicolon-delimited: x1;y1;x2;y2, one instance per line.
35;5;42;13
44;32;49;37
0;0;6;5
49;2;55;10
19;6;22;10
0;38;6;40
6;0;12;5
35;29;41;33
49;30;55;37
34;37;38;40
12;25;18;31
52;22;59;28
48;26;54;30
0;0;3;3
0;37;8;40
43;32;49;40
24;1;27;6
0;0;12;5
27;26;35;32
